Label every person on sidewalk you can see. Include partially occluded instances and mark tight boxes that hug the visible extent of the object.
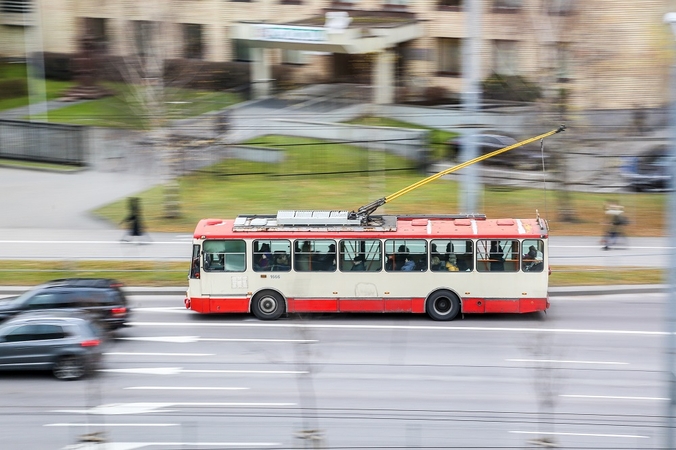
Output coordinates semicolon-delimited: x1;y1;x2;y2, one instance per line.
601;200;628;250
120;197;150;243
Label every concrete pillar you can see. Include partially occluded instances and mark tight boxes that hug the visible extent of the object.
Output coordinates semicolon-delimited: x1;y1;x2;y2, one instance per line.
373;49;395;104
251;47;272;99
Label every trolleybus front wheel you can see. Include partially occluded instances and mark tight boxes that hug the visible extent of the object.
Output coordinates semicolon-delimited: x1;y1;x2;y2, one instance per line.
426;290;460;321
251;291;285;320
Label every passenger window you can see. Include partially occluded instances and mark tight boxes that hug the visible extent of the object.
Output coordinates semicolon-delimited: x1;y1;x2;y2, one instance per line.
294;239;336;272
384;239;427;272
34;325;65;340
477;240;519;272
430;239;473;272
253;240;291;272
522;239;544;272
5;325;38;342
339;239;382;272
203;240;246;272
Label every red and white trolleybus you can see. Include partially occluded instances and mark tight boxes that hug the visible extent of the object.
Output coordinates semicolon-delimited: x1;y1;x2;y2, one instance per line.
184;210;549;321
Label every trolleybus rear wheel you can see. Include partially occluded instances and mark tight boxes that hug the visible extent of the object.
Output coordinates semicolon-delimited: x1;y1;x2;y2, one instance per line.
252;291;285;320
426;290;460;321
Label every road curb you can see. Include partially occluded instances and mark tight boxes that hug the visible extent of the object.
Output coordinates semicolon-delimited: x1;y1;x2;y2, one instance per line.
0;285;667;297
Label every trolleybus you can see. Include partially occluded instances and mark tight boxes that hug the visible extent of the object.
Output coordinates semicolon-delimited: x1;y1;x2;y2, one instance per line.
185;211;549;321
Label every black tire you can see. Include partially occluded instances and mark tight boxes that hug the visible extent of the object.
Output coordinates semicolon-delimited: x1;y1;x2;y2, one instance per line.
426;290;461;321
53;355;86;380
251;291;285;320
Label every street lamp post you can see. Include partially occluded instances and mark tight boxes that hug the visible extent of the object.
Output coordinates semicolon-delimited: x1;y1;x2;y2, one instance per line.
662;12;676;449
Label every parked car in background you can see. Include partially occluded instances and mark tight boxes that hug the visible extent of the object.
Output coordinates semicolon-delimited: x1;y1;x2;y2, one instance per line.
447;133;549;170
0;278;130;330
621;144;671;192
0;310;105;380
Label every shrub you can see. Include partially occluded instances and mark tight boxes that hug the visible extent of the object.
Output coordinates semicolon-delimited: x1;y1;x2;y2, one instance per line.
0;79;27;100
42;52;73;81
482;73;541;102
164;59;250;91
424;85;450;103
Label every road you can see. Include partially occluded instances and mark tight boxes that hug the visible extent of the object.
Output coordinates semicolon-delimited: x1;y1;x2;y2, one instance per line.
0;230;668;268
0;293;667;449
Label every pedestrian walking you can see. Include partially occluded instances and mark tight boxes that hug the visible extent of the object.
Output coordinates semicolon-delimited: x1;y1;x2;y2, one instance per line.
601;200;628;250
120;197;149;243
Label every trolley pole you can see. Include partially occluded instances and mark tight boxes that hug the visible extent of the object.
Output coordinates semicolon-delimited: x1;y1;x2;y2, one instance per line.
460;0;482;214
663;13;676;449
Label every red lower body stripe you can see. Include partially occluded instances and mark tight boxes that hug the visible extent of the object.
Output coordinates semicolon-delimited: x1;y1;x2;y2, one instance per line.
187;297;548;315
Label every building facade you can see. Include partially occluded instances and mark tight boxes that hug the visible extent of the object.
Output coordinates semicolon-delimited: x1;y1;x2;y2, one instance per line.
0;0;673;111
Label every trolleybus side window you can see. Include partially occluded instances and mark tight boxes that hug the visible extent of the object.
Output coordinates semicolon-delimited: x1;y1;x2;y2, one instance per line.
339;239;382;272
203;239;246;272
385;239;427;272
476;240;519;272
430;239;473;272
522;239;544;272
253;239;290;272
294;239;337;272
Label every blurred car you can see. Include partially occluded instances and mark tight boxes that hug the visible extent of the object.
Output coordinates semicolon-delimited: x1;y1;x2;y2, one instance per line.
0;310;104;380
0;278;131;330
621;145;671;192
447;133;549;170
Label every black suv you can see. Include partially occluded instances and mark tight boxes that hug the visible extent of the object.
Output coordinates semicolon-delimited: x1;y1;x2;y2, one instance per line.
0;279;131;330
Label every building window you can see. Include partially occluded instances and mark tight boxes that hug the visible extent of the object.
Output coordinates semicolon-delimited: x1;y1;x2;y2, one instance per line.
493;0;521;11
280;0;302;4
1;0;32;13
282;49;307;65
134;21;158;59
383;0;407;5
493;40;519;76
232;40;252;62
83;17;108;52
437;38;461;76
438;0;462;10
556;43;570;82
183;23;203;60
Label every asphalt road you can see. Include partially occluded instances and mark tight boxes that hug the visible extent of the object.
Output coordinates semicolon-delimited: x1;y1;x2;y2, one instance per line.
0;293;667;450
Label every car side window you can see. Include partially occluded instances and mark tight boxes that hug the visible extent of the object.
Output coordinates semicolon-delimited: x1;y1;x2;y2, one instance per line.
5;325;38;342
25;293;63;310
34;325;65;340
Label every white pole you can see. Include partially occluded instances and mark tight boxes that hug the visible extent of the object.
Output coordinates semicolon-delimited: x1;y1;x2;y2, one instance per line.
460;0;482;214
23;0;48;122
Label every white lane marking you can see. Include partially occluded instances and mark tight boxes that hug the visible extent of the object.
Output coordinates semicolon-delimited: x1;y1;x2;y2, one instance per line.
198;338;318;343
507;358;629;365
125;387;249;391
0;240;188;245
118;336;200;343
117;335;316;344
133;308;191;314
105;352;214;357
561;394;668;401
510;430;649;439
61;442;280;449
99;367;306;375
55;402;295;415
46;423;178;427
129;322;665;336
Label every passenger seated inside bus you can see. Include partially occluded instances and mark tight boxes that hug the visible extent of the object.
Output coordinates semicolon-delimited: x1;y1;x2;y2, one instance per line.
254;243;272;271
522;245;544;272
351;254;366;271
431;255;444;271
445;254;459;271
314;244;336;271
204;253;224;271
272;252;290;271
401;257;416;271
489;241;505;271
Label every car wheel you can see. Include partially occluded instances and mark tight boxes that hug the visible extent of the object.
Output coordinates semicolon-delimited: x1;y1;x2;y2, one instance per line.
426;290;461;321
53;355;86;380
251;291;285;320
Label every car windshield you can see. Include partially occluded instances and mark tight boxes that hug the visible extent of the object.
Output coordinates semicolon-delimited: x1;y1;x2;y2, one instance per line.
0;292;32;308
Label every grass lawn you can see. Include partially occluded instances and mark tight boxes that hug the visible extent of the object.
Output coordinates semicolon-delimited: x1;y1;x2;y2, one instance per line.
93;134;665;237
346;116;457;160
0;261;662;287
28;84;242;128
